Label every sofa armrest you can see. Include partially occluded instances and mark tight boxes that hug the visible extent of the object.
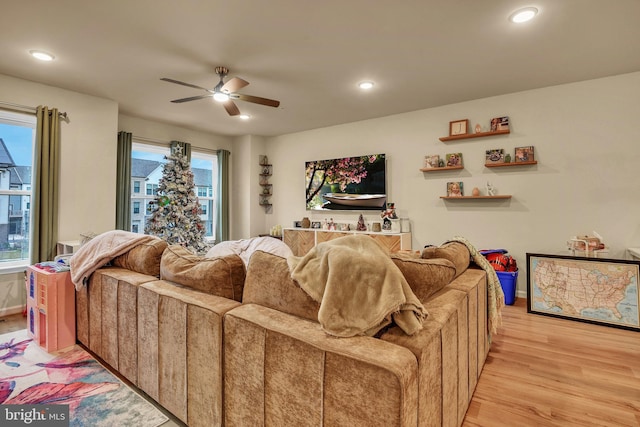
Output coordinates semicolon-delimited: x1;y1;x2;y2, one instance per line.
224;303;418;427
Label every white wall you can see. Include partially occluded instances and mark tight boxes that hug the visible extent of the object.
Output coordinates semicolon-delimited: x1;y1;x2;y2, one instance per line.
264;72;640;297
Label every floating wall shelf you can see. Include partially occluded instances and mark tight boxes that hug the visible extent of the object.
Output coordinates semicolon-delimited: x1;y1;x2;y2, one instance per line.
439;129;510;142
440;195;512;200
485;161;537;168
419;165;464;172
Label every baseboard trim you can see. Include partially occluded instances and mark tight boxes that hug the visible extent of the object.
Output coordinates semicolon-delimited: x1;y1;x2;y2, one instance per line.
0;305;25;317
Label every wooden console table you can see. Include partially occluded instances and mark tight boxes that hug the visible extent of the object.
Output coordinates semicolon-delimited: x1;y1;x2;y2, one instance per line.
283;228;411;256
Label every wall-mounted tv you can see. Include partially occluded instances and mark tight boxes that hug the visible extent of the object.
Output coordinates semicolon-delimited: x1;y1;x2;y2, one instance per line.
305;153;386;211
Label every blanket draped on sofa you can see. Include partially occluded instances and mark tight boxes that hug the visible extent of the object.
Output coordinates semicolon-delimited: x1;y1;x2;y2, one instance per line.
70;230;156;290
288;235;427;337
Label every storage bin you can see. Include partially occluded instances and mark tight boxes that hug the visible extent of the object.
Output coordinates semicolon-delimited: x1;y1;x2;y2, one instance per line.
496;270;518;305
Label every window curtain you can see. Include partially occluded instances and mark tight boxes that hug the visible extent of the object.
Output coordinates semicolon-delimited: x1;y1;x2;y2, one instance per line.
31;106;61;264
170;140;191;162
116;131;132;230
216;149;230;242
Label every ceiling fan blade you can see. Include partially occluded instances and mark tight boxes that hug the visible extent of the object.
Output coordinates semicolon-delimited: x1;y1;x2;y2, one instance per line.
161;77;210;91
221;77;249;93
222;100;241;116
235;93;280;108
170;94;214;103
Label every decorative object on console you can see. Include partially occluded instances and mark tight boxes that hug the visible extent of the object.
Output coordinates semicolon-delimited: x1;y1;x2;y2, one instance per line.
380;202;398;231
311;221;321;229
305;153;386;211
490;116;509;131
372;222;382;232
301;217;311;229
515;145;535;162
447;182;464;197
449;119;469;136
357;214;367;231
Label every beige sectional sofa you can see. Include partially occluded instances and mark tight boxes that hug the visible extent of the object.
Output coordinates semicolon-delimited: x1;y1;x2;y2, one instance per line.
74;235;493;427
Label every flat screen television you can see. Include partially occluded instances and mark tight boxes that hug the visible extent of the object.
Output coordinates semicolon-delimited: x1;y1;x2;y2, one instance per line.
305;153;386;210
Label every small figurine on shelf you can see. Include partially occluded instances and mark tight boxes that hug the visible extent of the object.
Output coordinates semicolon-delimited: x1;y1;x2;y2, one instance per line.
486;182;496;196
475;123;482;133
328;218;336;231
380;203;398;231
356;214;367;231
322;219;329;230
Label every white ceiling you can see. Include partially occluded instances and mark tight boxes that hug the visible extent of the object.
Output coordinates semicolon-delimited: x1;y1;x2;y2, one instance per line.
1;0;639;137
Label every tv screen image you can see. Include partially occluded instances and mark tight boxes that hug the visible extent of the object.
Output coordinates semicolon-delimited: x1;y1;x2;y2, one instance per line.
305;153;386;210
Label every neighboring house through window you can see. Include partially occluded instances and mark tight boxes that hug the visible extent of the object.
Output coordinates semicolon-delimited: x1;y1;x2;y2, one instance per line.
0;110;35;271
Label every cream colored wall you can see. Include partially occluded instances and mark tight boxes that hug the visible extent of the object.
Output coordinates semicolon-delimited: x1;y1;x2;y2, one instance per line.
231;135;267;239
264;72;640;297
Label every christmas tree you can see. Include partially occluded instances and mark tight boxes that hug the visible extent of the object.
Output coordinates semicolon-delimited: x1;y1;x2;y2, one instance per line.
145;145;210;254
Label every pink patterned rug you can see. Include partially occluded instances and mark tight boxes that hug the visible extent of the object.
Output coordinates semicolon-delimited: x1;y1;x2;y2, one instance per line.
0;329;168;427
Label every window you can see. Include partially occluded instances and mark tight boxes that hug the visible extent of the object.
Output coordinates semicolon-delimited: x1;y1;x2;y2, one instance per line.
0;110;35;270
129;142;218;241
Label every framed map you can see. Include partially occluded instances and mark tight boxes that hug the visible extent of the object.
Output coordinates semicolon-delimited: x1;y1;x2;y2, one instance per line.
527;253;640;331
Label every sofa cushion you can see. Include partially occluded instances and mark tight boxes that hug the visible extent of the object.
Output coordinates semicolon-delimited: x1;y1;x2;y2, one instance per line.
421;242;470;278
160;245;245;302
391;253;456;302
242;250;319;322
205;236;293;267
112;237;168;277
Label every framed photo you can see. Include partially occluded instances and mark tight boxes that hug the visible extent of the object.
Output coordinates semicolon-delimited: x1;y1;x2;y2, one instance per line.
515;146;535;162
424;154;440;168
449;119;468;136
485;148;504;163
311;221;321;229
293;221;302;228
490;116;509;132
527;253;640;331
445;153;463;167
446;181;463;197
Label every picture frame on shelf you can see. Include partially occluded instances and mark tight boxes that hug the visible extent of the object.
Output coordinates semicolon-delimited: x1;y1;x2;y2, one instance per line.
311;221;321;229
515;146;535;162
445;152;463;167
485;148;505;164
490;116;509;132
447;181;464;197
449;119;469;136
293;221;302;228
424;154;440;168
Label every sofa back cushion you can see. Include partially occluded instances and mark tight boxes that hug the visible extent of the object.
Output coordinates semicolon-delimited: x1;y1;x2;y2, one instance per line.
112;237;168;277
160;245;246;302
421;241;470;278
391;252;456;302
242;250;320;322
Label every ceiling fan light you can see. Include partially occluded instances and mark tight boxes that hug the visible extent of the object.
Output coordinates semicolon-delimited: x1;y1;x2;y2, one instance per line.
239;114;250;120
509;7;538;23
213;92;230;102
358;81;374;90
29;50;54;61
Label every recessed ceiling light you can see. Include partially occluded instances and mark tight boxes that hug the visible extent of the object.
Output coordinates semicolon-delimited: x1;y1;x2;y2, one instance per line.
213;92;230;102
509;7;538;23
358;81;374;90
29;50;55;61
239;114;250;120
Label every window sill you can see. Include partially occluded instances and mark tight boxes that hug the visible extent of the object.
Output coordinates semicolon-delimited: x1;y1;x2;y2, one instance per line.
0;263;29;275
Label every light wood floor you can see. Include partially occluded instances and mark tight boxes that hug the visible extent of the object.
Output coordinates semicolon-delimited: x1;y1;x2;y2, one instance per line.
3;300;639;427
462;298;640;427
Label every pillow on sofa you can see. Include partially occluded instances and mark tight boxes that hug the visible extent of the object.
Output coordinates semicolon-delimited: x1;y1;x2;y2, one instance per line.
242;250;319;322
391;253;456;302
205;236;293;267
160;245;246;302
421;241;470;278
112;237;168;277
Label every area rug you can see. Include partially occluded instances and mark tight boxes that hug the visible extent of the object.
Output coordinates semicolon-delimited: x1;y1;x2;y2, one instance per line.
0;329;169;427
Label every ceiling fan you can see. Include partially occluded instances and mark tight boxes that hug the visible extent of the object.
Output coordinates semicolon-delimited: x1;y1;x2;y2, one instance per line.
161;66;280;116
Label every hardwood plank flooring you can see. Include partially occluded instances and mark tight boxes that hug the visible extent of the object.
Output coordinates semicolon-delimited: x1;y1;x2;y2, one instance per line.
463;298;640;427
3;298;639;426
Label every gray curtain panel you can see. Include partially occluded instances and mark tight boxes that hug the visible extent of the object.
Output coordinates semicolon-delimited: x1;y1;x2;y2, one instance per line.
31;106;60;263
116;131;132;230
216;149;230;243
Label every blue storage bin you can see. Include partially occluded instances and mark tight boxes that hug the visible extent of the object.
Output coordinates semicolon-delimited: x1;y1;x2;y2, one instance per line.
496;270;518;305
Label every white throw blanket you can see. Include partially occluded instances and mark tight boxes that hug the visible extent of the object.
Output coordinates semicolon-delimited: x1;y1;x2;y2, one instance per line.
288;235;427;337
70;230;156;290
